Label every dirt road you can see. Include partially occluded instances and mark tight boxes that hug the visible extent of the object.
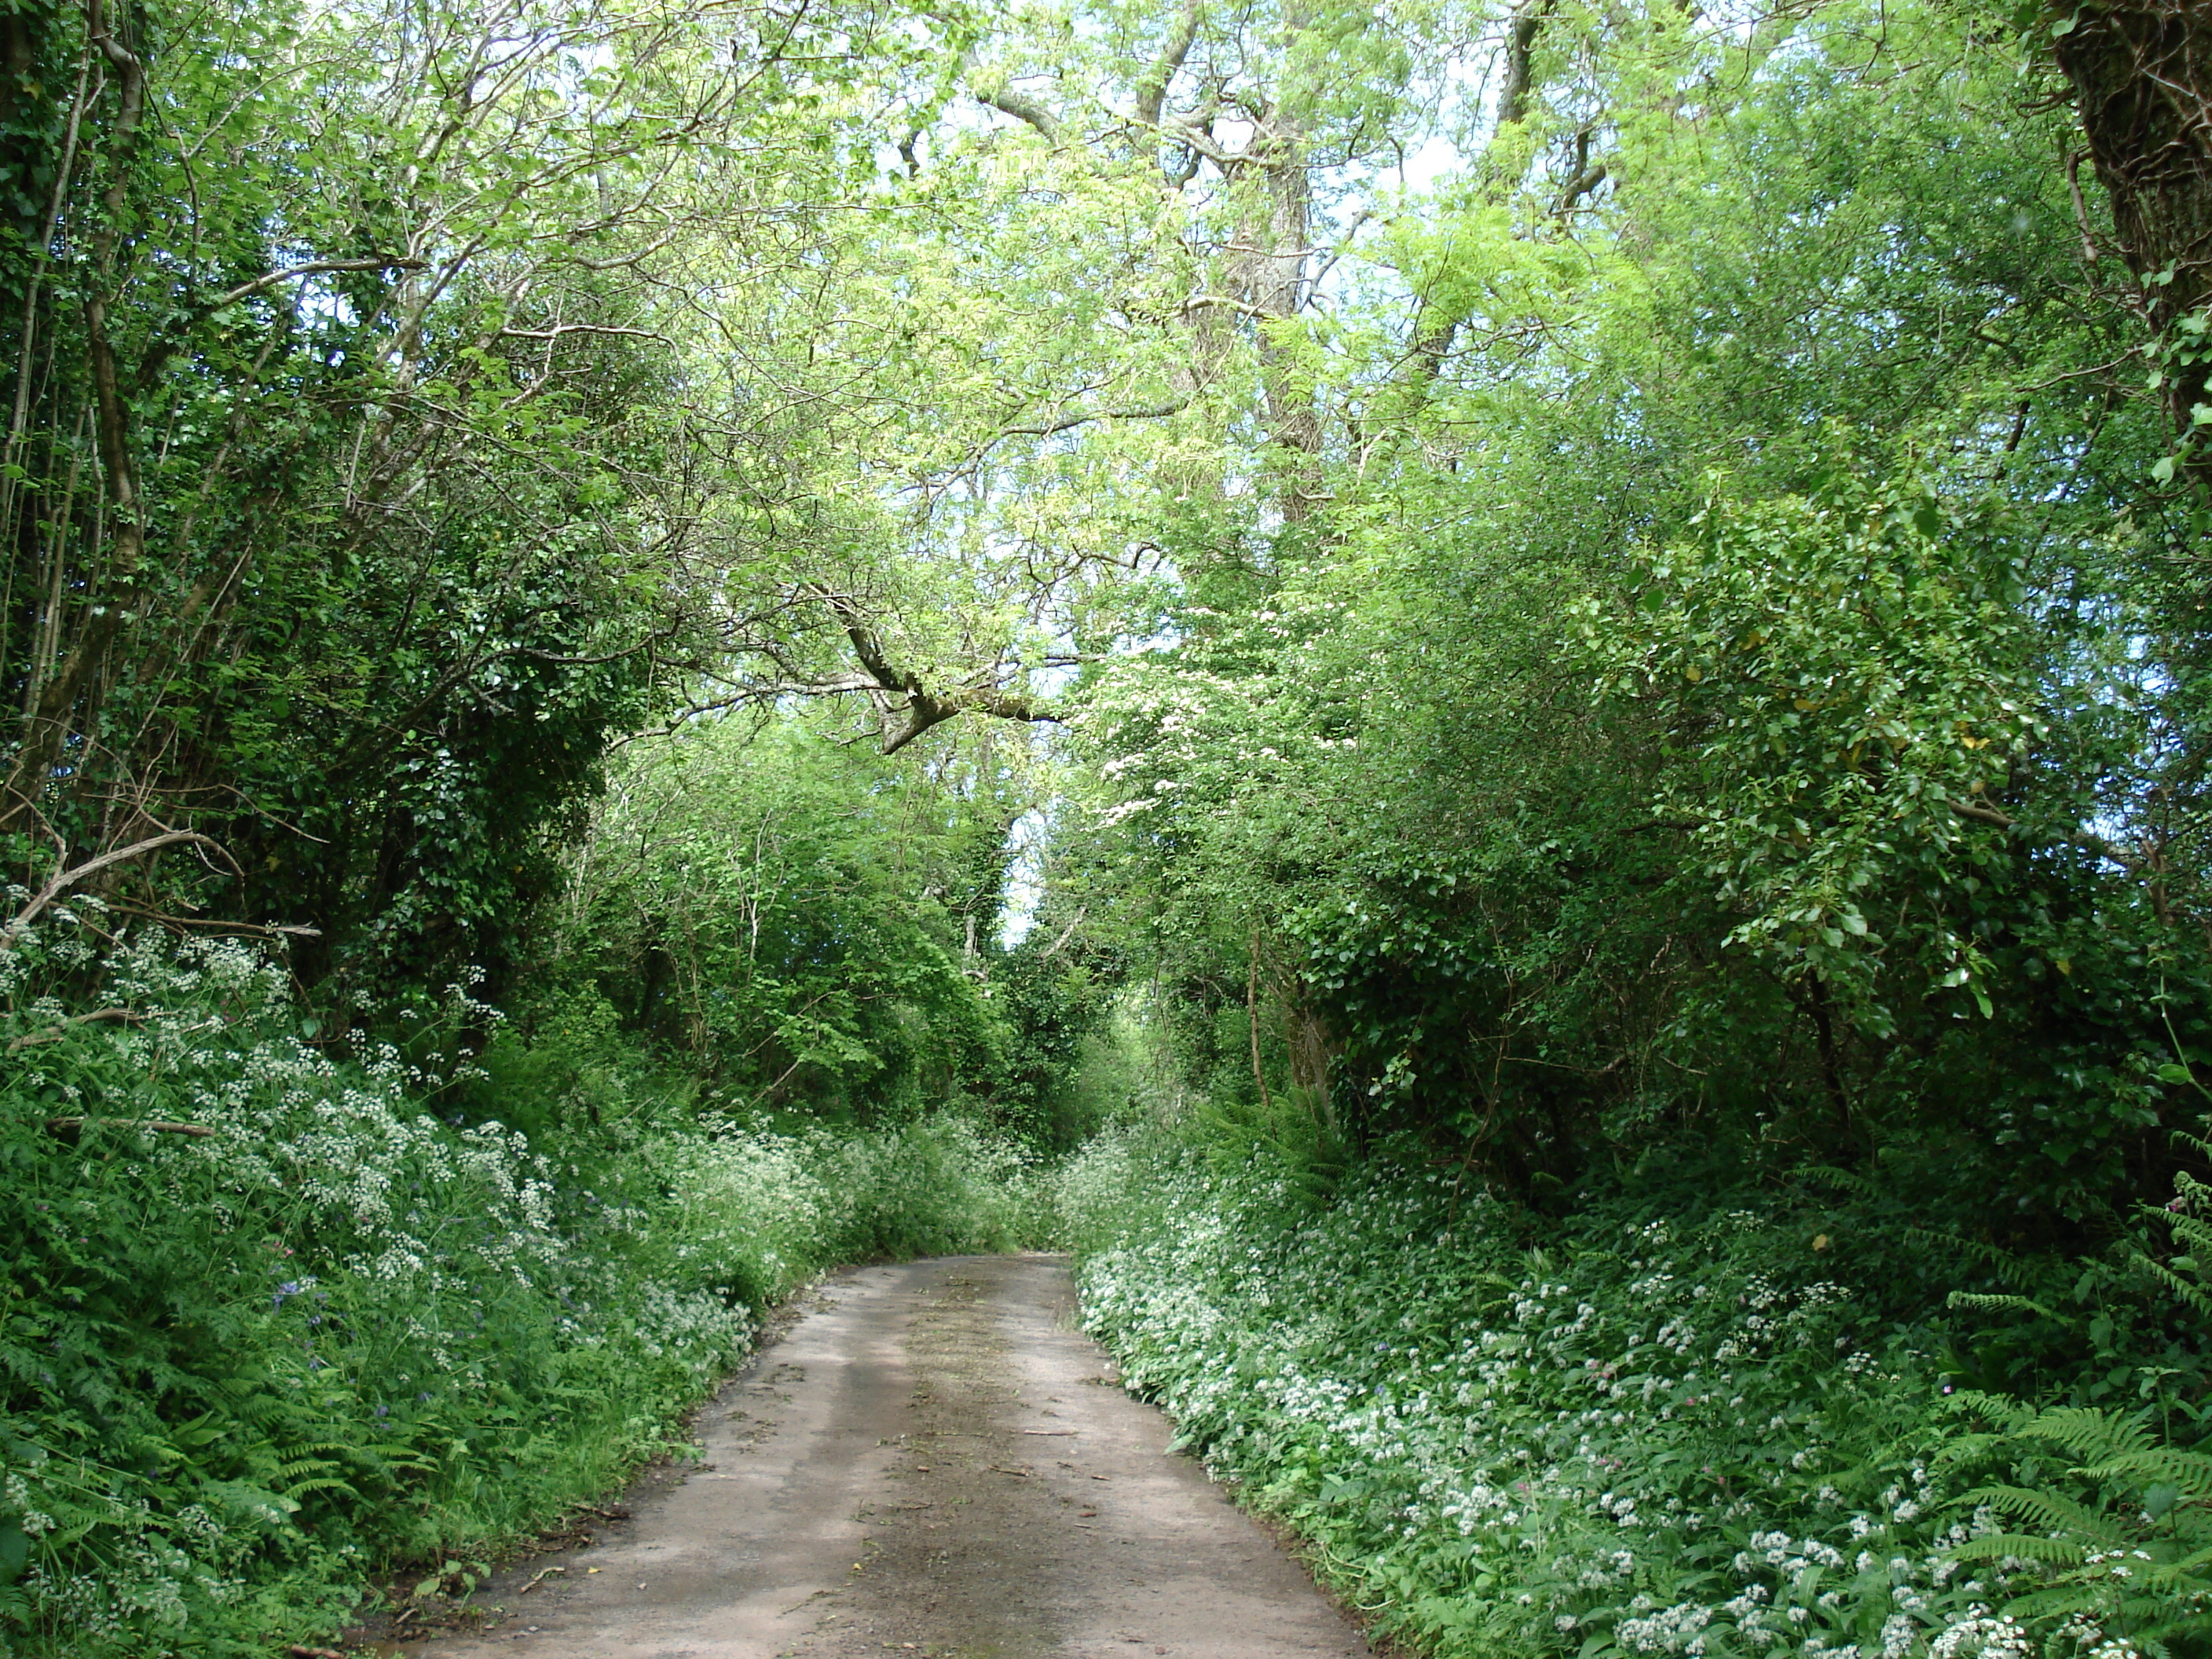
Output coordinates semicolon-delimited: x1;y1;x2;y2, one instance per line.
400;1254;1368;1659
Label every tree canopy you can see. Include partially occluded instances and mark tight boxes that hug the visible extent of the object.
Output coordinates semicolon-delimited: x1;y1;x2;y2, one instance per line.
7;0;2212;1232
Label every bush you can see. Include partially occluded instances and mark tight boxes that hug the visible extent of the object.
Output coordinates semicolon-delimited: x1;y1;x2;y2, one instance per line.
813;1116;1044;1261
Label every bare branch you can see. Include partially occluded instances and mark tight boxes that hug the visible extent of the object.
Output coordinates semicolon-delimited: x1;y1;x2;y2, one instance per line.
1003;395;1190;438
44;1117;214;1137
1;831;233;952
1037;907;1088;960
204;256;429;317
496;323;675;345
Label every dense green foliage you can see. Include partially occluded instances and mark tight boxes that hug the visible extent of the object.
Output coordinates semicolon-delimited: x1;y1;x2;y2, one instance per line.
5;0;2212;1655
1068;0;2203;1237
1061;1124;2212;1659
0;930;1040;1654
522;715;1108;1141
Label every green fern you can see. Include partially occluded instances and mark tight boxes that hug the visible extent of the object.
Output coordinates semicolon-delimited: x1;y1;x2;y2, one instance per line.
2073;1450;2212;1502
2017;1406;2160;1466
1939;1122;2212;1654
1950;1532;2091;1566
1794;1163;1882;1200
1946;1291;2060;1318
2133;1179;2212;1318
1907;1226;2038;1287
1948;1404;2212;1653
2134;1255;2212;1319
1954;1480;2127;1541
1943;1388;2036;1426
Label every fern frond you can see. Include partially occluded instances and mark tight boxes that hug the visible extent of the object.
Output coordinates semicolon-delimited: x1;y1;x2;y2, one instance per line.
1946;1390;2037;1428
274;1476;359;1500
2132;1254;2212;1317
2001;1585;2154;1621
1910;1227;2032;1283
363;1442;436;1473
2071;1448;2212;1500
1954;1484;2126;1541
1795;1165;1881;1199
1950;1533;2087;1566
2136;1561;2212;1594
1947;1291;2059;1318
2015;1406;2157;1467
1934;1433;2012;1474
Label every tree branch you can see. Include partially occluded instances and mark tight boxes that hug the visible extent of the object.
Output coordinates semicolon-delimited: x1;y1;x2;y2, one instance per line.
1002;395;1189;438
1497;0;1558;130
1946;797;2144;871
1137;0;1204;130
1;831;233;951
1391;0;1559;411
825;595;1062;753
965;51;1062;142
205;256;429;317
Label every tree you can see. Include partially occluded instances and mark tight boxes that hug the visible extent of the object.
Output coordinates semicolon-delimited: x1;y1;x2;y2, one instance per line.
2047;0;2212;463
1064;0;2203;1229
0;0;927;998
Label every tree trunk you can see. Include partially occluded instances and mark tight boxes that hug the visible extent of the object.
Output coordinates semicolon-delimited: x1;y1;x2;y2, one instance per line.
2052;2;2212;450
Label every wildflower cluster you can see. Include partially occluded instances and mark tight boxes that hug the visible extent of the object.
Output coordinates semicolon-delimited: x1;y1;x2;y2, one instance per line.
0;936;1035;1658
1060;1133;2093;1659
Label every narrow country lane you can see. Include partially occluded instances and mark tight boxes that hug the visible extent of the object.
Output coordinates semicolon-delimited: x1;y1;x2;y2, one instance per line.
397;1255;1370;1659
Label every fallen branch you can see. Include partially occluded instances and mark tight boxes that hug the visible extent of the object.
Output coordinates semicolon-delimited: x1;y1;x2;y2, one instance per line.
4;1008;148;1052
101;899;320;938
1;831;229;951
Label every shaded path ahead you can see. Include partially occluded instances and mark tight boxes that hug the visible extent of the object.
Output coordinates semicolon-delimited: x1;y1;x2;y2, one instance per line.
406;1254;1368;1659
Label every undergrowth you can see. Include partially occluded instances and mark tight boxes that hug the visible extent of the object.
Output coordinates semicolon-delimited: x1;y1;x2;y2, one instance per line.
0;933;1042;1657
1060;1130;2212;1659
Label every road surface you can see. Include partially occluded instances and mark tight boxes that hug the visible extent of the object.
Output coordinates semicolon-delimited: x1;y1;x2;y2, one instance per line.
397;1254;1369;1659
